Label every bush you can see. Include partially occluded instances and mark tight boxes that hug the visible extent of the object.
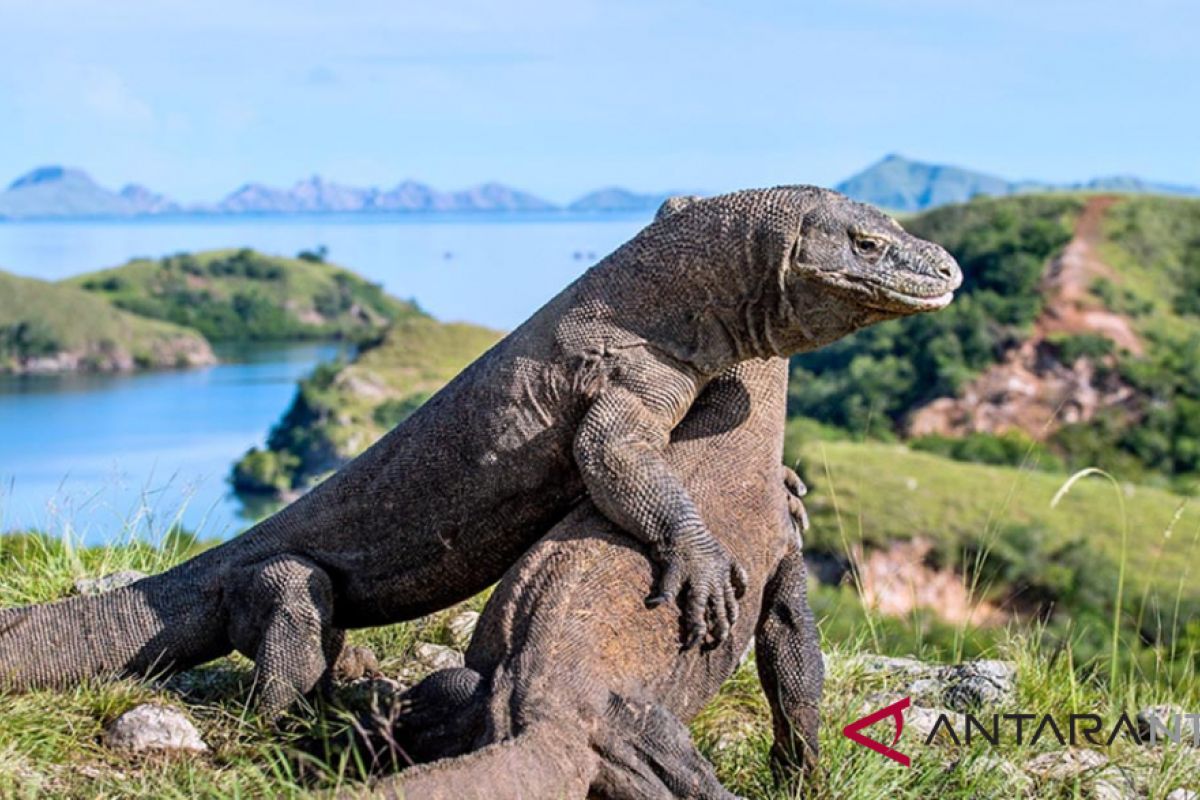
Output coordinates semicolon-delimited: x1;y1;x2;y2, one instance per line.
373;392;432;429
0;320;62;360
910;431;1064;471
230;447;300;494
297;245;329;263
1045;332;1115;363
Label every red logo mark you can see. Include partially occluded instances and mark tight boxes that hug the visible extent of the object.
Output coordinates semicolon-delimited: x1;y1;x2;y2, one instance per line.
842;696;911;767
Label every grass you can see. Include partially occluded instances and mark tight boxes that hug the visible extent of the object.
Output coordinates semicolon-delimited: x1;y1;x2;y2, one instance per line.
0;269;212;372
789;434;1200;678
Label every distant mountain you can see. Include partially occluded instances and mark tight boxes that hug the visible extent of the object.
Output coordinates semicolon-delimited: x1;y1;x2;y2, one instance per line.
119;183;180;214
214;176;556;214
3;159;1197;219
567;187;675;213
837;154;1200;211
836;154;1011;211
0;166;157;219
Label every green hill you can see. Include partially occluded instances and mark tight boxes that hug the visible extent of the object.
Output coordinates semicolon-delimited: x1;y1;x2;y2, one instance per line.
790;192;1200;488
67;248;421;343
232;316;502;494
0;269;214;373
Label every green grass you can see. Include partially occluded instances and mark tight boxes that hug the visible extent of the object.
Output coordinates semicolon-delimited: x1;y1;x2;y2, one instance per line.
788;433;1200;685
0;269;213;372
1;526;1198;798
66;249;421;343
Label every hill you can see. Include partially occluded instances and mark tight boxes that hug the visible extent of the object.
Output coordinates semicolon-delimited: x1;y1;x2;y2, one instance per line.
67;248;421;343
0;270;214;373
837;154;1200;211
789;192;1200;488
231;315;502;494
214;177;557;214
787;434;1200;667
0;166;177;219
566;187;676;213
835;154;1013;212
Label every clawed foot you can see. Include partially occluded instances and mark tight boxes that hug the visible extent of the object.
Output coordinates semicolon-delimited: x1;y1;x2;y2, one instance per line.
646;534;747;649
781;465;809;536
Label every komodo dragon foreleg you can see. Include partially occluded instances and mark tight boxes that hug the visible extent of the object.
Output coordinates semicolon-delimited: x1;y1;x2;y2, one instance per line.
755;535;824;782
576;377;748;649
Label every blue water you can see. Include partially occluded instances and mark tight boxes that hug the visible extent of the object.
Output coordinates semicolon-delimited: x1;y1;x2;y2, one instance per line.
0;213;649;330
0;343;344;543
0;214;652;542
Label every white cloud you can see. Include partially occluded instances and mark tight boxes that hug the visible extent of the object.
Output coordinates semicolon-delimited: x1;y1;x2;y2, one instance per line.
80;66;155;126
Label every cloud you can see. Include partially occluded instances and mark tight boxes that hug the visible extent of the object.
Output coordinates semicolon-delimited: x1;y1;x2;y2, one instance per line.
80;66;155;125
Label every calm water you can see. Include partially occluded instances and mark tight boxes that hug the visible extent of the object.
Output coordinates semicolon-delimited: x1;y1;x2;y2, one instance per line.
0;214;652;543
0;213;649;329
0;343;344;543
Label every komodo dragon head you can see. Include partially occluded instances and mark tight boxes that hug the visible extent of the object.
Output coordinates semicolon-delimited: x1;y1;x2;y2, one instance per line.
647;187;963;359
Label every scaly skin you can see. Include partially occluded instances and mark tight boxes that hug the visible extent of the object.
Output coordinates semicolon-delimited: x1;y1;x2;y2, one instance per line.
0;188;961;717
349;358;820;799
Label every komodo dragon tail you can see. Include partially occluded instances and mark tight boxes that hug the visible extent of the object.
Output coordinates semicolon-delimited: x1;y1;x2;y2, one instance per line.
0;567;229;691
353;719;598;800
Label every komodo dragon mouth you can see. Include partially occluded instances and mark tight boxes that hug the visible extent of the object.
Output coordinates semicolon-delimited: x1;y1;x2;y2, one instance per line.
858;281;957;312
818;272;958;314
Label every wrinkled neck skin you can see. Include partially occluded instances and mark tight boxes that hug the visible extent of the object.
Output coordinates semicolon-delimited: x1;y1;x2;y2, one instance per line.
621;247;892;377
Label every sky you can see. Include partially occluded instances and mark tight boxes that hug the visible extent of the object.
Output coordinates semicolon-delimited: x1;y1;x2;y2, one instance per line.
1;0;1197;204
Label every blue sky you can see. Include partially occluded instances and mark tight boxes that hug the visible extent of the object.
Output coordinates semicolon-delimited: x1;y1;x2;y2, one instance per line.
2;0;1196;203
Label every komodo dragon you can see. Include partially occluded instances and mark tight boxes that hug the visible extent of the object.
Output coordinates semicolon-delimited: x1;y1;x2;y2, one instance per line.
347;357;824;799
0;188;961;716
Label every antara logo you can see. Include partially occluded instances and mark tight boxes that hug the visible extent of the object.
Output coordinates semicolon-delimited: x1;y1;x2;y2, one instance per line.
842;696;912;767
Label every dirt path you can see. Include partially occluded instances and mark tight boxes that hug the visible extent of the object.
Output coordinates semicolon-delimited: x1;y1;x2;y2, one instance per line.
907;195;1139;439
1037;195;1141;354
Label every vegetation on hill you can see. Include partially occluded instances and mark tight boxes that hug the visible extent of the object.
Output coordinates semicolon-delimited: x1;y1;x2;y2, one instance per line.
232;316;501;494
1060;196;1200;480
0;269;214;373
791;193;1200;488
68;248;421;343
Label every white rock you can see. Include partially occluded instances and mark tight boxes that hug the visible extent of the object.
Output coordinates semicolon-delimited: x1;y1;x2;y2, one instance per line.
1166;789;1198;800
1089;766;1138;800
104;704;208;754
414;643;465;672
1024;748;1107;781
446;611;480;648
74;570;146;595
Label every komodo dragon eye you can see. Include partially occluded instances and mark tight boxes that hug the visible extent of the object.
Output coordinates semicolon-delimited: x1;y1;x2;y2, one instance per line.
851;233;888;260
